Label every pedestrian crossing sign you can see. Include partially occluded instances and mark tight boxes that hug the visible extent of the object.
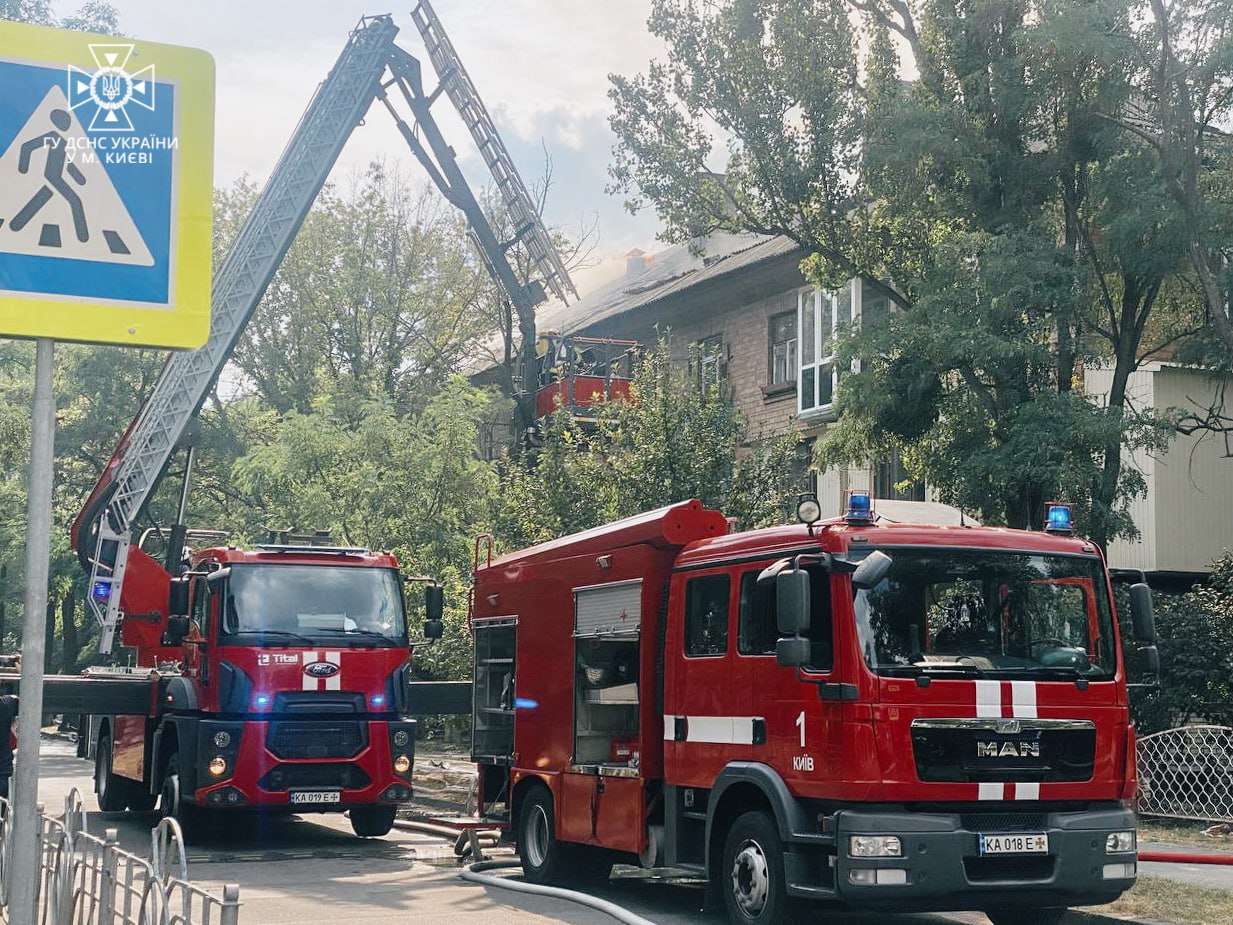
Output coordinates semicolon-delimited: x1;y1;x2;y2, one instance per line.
0;20;214;349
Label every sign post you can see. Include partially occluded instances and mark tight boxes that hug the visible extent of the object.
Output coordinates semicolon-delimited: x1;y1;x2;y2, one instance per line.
11;338;53;925
0;20;214;925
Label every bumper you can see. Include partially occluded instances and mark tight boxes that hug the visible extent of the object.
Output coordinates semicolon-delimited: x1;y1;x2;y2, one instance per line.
191;718;417;810
789;805;1137;912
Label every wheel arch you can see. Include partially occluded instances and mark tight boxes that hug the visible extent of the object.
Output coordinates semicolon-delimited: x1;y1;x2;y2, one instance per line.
510;774;555;841
705;762;810;875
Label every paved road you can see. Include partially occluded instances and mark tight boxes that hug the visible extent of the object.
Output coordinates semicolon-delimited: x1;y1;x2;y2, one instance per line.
23;737;1170;925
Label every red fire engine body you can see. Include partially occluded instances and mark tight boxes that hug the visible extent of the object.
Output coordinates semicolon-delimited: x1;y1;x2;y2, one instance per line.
470;498;1156;925
81;540;434;839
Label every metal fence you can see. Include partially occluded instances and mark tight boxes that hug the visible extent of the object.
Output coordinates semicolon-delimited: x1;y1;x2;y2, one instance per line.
1138;725;1233;823
0;790;240;925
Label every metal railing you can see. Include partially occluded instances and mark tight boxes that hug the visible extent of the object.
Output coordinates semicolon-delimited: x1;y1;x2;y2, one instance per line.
1138;725;1233;823
0;791;240;925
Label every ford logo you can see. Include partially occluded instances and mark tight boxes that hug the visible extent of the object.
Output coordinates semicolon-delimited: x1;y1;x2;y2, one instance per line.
303;662;340;678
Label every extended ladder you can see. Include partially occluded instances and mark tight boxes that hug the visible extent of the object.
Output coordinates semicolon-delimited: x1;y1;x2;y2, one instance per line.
410;0;578;304
85;17;402;652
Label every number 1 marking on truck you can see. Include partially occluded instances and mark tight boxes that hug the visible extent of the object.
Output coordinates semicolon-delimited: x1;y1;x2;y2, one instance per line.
796;710;805;747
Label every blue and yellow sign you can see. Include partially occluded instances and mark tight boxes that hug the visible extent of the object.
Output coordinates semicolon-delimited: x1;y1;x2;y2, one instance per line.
0;20;214;348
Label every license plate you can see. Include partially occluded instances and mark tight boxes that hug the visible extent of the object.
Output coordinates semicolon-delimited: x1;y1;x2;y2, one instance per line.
979;833;1049;855
290;790;341;805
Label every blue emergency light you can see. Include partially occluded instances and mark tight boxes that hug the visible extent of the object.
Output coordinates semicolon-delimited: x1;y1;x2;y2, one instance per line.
514;697;539;711
845;490;875;524
254;695;271;708
370;695;386;707
1045;503;1074;534
91;580;111;601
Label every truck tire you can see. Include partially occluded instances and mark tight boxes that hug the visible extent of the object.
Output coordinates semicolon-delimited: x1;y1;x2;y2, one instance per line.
94;733;128;813
517;787;562;884
721;810;789;925
349;805;397;837
986;910;1068;925
159;754;201;838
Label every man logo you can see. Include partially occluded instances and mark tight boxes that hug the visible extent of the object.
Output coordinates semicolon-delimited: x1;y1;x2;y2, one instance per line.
303;662;340;678
977;740;1041;759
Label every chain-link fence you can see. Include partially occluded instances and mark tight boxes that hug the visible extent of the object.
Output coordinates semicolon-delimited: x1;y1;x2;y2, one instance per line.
0;789;240;925
1138;725;1233;823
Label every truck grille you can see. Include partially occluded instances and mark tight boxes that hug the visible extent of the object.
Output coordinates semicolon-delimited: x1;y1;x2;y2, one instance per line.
960;813;1048;832
911;719;1095;784
258;763;372;791
266;721;367;759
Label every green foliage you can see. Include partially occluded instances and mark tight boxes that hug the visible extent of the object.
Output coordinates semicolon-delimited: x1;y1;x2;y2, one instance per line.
0;0;118;31
1128;555;1233;733
608;0;1213;548
225;378;499;679
495;338;801;549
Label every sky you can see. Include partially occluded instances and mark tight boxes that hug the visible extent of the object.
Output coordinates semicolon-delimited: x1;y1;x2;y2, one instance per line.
104;0;669;293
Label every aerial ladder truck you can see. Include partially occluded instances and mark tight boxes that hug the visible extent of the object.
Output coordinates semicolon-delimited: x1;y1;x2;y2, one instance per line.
46;2;576;837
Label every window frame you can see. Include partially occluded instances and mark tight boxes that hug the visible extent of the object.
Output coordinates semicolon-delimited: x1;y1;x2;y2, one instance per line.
693;334;726;387
684;573;731;658
767;311;797;388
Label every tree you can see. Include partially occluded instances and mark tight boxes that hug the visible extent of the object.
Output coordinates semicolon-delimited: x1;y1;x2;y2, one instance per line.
0;0;118;31
1128;554;1233;733
609;0;1205;544
495;337;801;549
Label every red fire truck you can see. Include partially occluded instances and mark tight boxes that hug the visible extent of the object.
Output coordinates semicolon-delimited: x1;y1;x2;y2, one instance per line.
469;495;1158;925
76;531;445;839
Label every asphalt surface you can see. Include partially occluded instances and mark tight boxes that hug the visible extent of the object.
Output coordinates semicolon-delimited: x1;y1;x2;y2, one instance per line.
18;736;1226;925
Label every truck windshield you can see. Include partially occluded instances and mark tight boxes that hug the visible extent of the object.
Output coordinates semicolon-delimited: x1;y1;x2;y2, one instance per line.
220;565;407;646
851;548;1116;679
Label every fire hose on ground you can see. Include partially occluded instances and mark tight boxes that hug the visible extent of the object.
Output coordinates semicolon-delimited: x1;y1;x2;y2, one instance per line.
1138;850;1233;865
392;819;662;925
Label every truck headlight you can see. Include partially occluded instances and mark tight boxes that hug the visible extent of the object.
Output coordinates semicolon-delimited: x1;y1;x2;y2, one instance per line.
393;730;410;748
208;756;228;777
1106;831;1136;853
393;755;411;774
213;731;232;749
849;835;902;858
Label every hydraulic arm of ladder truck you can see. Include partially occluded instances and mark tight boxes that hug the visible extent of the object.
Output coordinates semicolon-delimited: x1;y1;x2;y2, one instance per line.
70;2;576;659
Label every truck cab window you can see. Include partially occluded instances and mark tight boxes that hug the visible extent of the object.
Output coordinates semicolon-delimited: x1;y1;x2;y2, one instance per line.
738;567;833;669
685;575;730;657
191;577;210;637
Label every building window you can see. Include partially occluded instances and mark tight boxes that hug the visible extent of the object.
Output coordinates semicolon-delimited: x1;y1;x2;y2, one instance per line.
798;280;889;415
799;284;854;413
874;451;926;502
693;334;725;387
768;312;796;386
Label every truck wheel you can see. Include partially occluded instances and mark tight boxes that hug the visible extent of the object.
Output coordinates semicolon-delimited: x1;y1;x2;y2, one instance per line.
159;754;200;837
517;787;561;884
94;733;127;813
349;805;397;838
721;811;788;925
986;910;1068;925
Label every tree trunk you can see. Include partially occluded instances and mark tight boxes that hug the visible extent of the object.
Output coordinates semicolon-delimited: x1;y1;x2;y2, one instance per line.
44;597;57;674
0;563;7;650
61;588;79;675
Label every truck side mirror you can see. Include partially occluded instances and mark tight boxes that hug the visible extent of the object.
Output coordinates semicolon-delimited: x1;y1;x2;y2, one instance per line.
776;570;810;635
423;584;445;641
776;636;810;668
168;577;190;617
1137;645;1160;677
1129;583;1156;643
164;615;190;647
852;550;893;590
